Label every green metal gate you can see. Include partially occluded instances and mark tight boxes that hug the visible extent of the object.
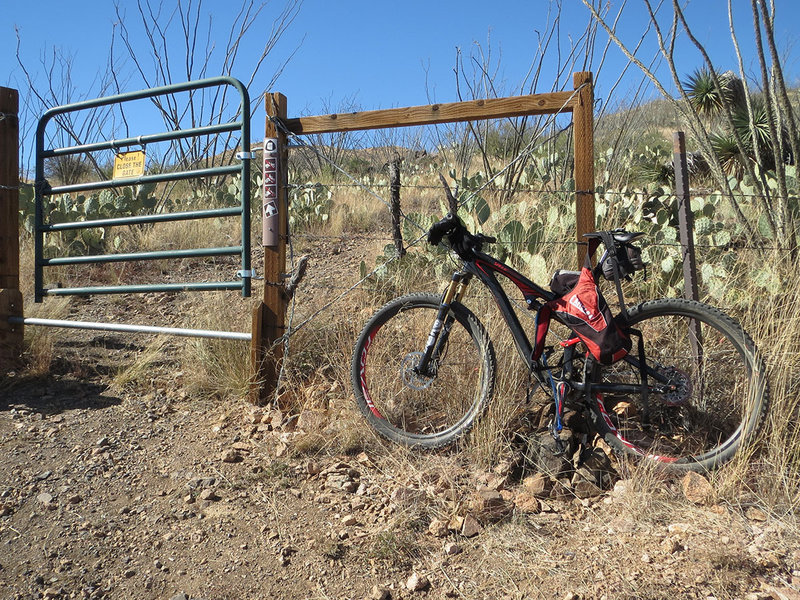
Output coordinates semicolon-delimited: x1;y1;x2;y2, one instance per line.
33;77;253;304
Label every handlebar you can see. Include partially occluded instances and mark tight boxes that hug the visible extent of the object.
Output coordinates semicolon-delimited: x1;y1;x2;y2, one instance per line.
427;213;495;260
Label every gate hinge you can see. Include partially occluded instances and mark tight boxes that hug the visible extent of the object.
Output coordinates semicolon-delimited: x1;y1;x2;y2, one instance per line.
237;269;262;280
236;151;257;160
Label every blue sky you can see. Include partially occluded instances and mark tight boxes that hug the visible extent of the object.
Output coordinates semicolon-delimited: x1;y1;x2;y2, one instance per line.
3;0;799;158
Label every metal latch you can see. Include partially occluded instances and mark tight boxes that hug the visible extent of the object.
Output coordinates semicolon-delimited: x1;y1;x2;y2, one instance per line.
236;151;257;160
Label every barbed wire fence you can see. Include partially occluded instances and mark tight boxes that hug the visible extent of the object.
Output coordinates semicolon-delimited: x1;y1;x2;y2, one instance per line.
262;122;785;405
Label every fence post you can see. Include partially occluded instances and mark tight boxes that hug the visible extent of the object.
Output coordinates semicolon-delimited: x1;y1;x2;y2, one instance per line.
388;153;405;258
573;72;595;267
251;92;289;405
0;87;23;374
673;131;703;357
673;132;701;303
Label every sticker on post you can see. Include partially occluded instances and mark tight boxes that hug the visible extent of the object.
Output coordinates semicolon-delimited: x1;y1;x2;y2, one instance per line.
263;137;280;246
113;150;146;179
264;201;279;218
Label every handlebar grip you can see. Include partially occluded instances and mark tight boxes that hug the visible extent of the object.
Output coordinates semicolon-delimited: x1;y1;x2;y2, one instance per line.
427;213;457;246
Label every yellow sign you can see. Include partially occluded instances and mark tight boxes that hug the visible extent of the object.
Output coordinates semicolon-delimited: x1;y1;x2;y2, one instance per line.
113;150;146;179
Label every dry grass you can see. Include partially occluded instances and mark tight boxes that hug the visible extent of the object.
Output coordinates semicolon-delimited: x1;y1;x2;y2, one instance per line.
10;164;800;523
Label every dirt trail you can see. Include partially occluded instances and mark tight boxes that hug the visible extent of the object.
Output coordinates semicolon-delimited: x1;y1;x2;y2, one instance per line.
1;244;799;600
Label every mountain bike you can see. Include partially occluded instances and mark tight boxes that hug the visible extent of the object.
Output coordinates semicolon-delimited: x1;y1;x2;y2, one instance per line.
351;183;769;472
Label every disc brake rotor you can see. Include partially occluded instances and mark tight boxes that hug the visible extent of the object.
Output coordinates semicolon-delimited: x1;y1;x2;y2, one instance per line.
400;351;434;390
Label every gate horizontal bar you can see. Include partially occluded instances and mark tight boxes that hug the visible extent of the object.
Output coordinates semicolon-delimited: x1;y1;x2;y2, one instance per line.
45;206;241;231
41;246;243;266
8;316;251;341
43;281;244;296
44;122;242;158
48;164;241;195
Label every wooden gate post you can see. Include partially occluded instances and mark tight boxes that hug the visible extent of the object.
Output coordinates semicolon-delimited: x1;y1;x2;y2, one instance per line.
573;71;595;266
251;92;289;405
0;87;23;373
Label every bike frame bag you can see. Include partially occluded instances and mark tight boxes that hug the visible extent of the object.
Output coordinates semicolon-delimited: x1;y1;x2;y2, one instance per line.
533;241;631;365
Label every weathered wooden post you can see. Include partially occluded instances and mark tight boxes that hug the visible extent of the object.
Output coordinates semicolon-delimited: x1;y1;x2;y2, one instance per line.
0;87;23;374
251;92;289;405
673;132;700;303
673;131;703;357
388;153;405;258
573;71;595;266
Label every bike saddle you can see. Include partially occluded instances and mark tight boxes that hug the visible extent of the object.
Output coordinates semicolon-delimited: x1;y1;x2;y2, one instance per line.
584;230;644;244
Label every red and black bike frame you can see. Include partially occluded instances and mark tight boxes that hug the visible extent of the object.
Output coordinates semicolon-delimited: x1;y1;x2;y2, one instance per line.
416;247;676;406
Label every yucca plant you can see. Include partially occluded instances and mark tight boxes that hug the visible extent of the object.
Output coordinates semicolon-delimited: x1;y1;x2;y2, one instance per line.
683;68;788;178
684;68;729;118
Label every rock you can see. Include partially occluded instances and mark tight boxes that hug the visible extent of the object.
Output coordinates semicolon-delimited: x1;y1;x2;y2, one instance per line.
469;489;511;522
662;536;682;554
391;487;424;506
444;542;462;556
681;472;715;505
198;489;219;502
746;507;768;522
525;432;575;478
370;585;391;600
571;478;604;499
342;481;359;493
448;516;464;532
574;447;616;491
485;473;510;491
461;514;483;538
36;493;54;505
170;593;190;600
221;449;242;464
522;473;552;498
406;572;430;592
341;514;357;526
275;442;289;458
667;522;693;535
263;409;283;428
513;491;541;514
428;518;449;538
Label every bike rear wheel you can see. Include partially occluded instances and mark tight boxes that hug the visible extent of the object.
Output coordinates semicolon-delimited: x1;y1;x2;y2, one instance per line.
587;298;768;471
351;293;496;448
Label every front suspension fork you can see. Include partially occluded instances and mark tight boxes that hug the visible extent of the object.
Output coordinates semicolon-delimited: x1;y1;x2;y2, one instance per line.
415;272;471;376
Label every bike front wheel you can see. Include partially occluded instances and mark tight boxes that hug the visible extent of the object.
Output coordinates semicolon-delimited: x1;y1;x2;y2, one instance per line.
351;293;496;448
587;298;769;471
